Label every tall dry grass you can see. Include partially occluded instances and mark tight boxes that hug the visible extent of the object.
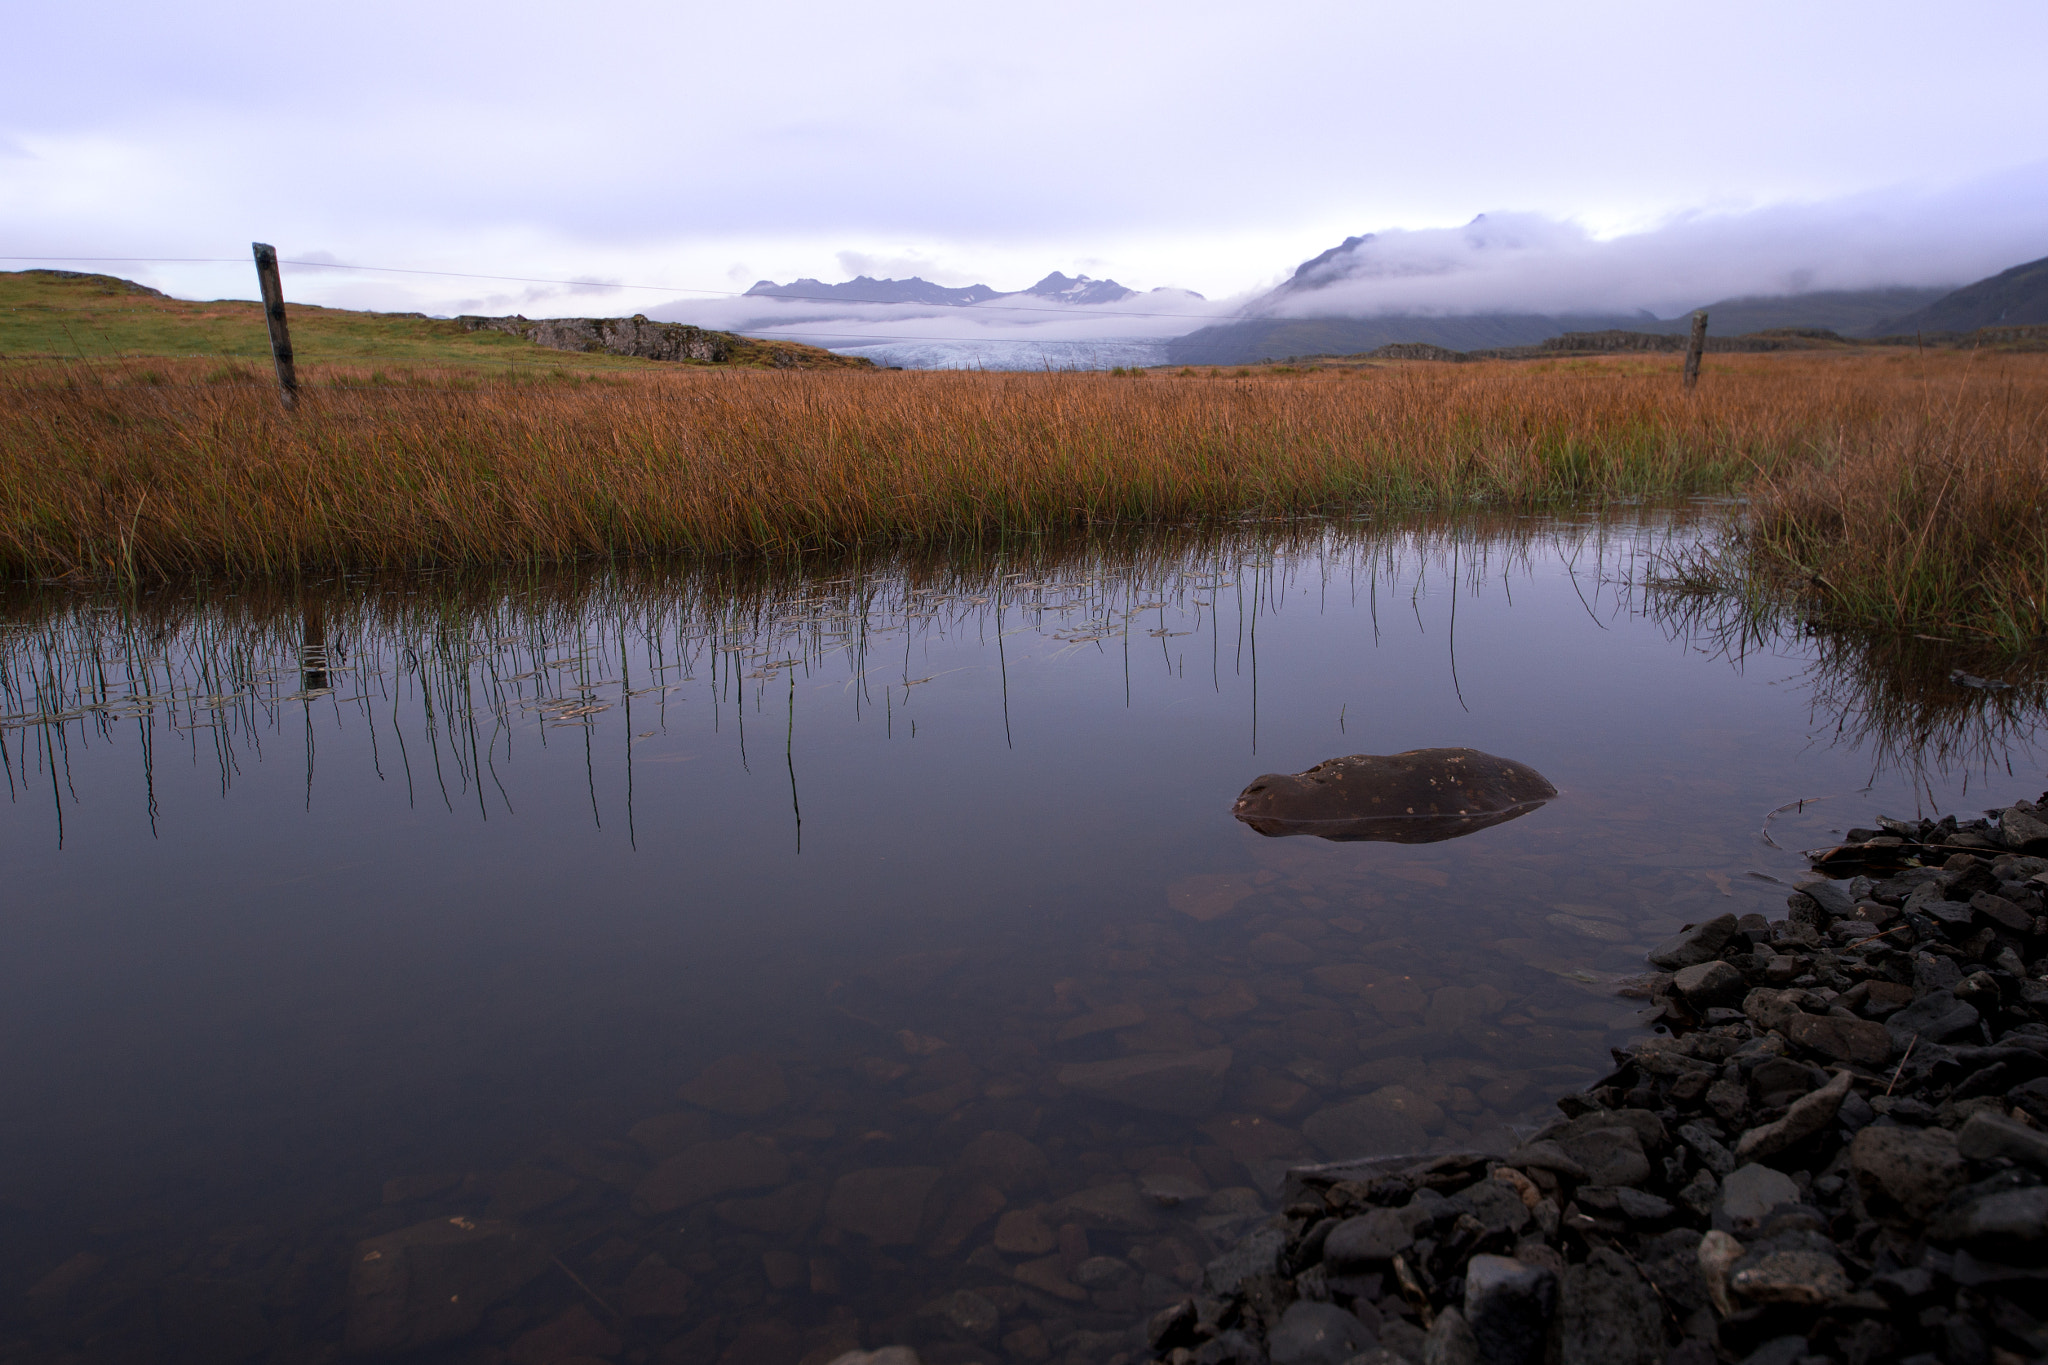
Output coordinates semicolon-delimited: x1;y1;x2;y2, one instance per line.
1731;367;2048;646
2;353;2044;642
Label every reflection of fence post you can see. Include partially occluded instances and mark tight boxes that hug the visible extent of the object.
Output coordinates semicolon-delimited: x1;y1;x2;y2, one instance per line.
251;242;299;409
1683;309;1708;390
301;604;328;692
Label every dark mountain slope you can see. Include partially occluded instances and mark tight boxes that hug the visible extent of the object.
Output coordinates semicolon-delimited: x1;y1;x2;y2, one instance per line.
1637;287;1950;338
1165;312;1648;365
1879;254;2048;333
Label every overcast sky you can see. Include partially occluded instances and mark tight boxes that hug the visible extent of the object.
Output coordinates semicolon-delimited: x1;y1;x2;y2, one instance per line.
5;0;2045;327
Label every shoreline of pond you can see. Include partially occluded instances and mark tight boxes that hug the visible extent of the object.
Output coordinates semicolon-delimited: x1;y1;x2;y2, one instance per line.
1140;794;2048;1365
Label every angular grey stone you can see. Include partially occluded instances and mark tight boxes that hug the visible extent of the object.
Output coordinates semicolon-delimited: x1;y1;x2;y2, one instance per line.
1786;1014;1893;1066
1622;1034;1714;1078
1614;1188;1674;1221
1459;1254;1554;1365
1751;1056;1824;1105
1677;1168;1719;1218
1419;1305;1479;1365
1456;1179;1531;1238
1850;1125;1968;1222
1729;1249;1851;1305
1324;1207;1427;1266
1505;1139;1587;1180
1795;878;1858;919
1957;1110;2048;1171
1194;1331;1261;1365
1555;1248;1664;1365
1887;989;1980;1048
1741;1335;1814;1365
1648;914;1740;971
1558;1107;1668;1152
2007;1076;2048;1126
1678;1123;1736;1177
1055;1048;1233;1117
1912;953;1968;989
1735;1070;1855;1162
1929;1186;2048;1248
1633;1228;1709;1315
1269;1301;1375;1365
1717;1164;1800;1232
1673;960;1746;1008
1971;891;2035;933
1558;1125;1651;1188
1997;806;2048;851
1204;1225;1284;1296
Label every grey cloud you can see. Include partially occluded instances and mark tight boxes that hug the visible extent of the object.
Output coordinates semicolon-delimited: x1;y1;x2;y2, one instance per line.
1257;167;2048;320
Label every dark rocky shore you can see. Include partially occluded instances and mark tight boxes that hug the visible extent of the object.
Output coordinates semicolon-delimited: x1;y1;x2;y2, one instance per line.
1140;796;2048;1365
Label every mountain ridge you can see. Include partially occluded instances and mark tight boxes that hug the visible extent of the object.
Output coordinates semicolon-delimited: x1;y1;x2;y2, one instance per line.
742;270;1190;309
1879;254;2048;334
1163;225;2013;364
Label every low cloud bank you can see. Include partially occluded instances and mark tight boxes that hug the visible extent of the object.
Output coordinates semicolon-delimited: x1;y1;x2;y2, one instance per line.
646;284;1226;368
640;167;2048;367
1257;167;2048;320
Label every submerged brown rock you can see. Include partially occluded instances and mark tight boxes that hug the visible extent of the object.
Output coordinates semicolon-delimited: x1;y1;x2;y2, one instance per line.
1231;747;1557;843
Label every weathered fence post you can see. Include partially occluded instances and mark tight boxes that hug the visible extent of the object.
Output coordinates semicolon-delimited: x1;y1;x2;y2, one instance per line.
251;242;298;409
1683;309;1708;390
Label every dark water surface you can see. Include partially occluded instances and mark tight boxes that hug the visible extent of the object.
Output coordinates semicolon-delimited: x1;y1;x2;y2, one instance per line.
1;512;2041;1364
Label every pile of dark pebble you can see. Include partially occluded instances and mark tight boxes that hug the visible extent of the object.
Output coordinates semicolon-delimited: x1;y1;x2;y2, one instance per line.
1143;796;2048;1365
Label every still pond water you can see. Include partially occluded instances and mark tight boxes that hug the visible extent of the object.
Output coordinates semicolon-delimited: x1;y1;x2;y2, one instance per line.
0;510;2040;1365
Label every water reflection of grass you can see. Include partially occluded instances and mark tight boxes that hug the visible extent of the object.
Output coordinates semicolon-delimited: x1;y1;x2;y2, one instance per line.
1641;570;2047;797
6;506;2034;835
0;514;1656;827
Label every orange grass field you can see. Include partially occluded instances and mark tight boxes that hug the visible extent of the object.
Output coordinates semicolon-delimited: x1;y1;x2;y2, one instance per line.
2;350;2044;642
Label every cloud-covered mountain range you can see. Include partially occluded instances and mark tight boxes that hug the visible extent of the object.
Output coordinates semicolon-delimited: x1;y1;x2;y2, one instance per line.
638;164;2048;368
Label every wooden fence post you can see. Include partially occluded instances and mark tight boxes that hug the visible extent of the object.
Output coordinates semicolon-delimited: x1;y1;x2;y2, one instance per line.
251;242;298;408
1683;309;1708;390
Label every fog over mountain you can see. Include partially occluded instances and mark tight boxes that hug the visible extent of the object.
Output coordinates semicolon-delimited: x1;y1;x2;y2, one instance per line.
651;271;1213;369
629;165;2048;369
741;271;1154;310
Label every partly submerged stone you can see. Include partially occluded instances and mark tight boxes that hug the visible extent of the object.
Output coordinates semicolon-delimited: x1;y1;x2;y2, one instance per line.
1231;748;1557;843
1056;1048;1233;1117
345;1216;551;1355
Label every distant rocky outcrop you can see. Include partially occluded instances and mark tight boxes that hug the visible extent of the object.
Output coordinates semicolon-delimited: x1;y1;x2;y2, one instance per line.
19;268;167;298
456;314;872;368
